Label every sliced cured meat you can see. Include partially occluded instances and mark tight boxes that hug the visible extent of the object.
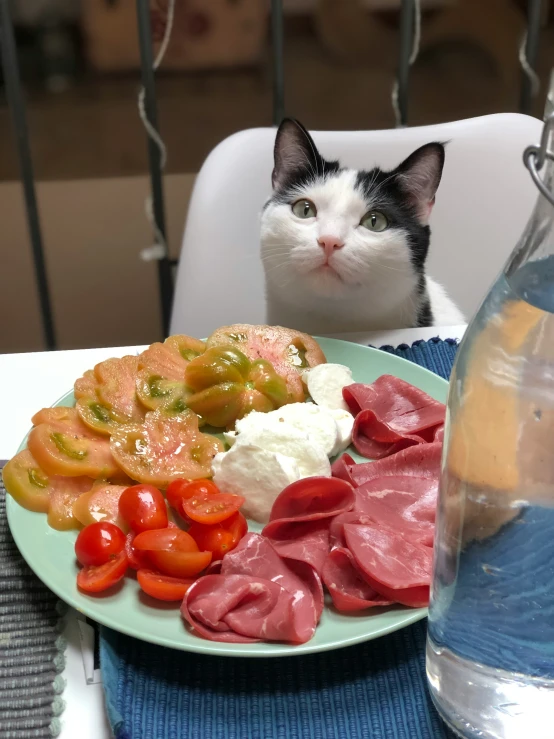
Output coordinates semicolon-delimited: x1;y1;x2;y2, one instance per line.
269;476;355;523
28;407;119;478
136;335;204;412
72;482;128;530
182;534;323;643
261;519;330;576
322;548;392;612
356;476;438;537
221;534;324;621
344;523;432;607
345;442;443;488
343;376;445;459
182;575;294;643
330;453;357;485
76;356;145;435
110;409;223;488
206;324;326;404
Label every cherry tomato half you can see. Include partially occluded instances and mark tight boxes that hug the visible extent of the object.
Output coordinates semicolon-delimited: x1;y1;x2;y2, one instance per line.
182;492;245;525
125;531;150;570
75;522;126;567
137;569;195;602
118;484;168;533
147;549;212;578
77;550;128;593
187;512;247;560
165;479;219;511
132;528;198;553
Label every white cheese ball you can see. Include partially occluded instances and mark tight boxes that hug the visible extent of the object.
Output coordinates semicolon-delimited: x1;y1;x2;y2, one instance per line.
303;363;354;412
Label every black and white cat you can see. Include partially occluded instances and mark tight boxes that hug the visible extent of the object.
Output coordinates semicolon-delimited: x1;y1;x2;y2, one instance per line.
260;118;464;334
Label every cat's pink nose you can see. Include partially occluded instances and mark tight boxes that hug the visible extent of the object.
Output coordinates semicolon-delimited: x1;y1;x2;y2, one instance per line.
317;235;344;258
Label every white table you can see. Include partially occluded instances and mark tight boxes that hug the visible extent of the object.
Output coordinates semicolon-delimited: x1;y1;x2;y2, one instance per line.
0;324;466;739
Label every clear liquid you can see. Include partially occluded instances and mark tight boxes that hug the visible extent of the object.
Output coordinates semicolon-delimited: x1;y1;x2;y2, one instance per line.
427;256;554;738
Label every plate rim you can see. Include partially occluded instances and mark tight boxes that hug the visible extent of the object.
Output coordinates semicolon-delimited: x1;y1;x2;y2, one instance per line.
6;337;445;657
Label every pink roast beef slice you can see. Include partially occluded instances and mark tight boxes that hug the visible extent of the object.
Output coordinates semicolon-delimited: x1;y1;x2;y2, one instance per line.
181;533;323;644
344;523;432;607
347;442;443;488
330;453;357;485
261;519;330;576
343;377;445;459
268;476;355;523
322;547;392;612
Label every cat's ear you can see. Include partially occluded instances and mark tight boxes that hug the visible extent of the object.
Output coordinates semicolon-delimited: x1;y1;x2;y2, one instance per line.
272;118;321;191
395;143;445;224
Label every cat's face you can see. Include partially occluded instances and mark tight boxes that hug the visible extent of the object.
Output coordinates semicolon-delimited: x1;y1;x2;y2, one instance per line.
261;119;445;303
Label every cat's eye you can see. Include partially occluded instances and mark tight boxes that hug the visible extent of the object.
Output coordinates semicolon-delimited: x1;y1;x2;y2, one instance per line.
292;199;317;219
360;211;389;232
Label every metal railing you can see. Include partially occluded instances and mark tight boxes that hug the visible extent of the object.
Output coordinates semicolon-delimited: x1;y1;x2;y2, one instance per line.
0;0;545;349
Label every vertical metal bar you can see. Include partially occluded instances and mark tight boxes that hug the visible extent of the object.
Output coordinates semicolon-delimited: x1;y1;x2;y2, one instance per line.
0;0;56;350
271;0;285;126
135;0;173;337
397;0;415;127
519;0;543;114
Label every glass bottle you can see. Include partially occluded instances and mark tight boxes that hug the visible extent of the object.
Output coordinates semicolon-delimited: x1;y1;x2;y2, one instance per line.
427;103;554;737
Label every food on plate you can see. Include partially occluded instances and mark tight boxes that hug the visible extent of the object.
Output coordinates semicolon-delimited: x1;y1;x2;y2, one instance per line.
137;570;195;601
212;423;331;523
75;521;126;567
302;363;354;411
343;375;445;459
75;356;145;435
182;533;323;644
110;409;223;487
118;483;169;532
226;402;353;458
28;407;119;478
184;347;290;427
206;324;326;403
181;492;245;525
3;449;64;514
187;512;247;561
77;550;128;594
165;478;219;511
135;334;206;412
72;482;129;530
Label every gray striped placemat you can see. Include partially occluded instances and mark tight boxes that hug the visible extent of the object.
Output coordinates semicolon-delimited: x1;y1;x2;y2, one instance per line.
0;463;67;739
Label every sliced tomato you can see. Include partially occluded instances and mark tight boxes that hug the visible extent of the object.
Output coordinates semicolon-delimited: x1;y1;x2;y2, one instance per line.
28;407;119;478
31;406;74;426
132;527;198;553
48;477;96;531
75;522;126;567
165;479;218;511
206;324;327;403
3;449;52;513
182;492;245;525
118;484;168;532
137;569;195;601
74;369;97;399
148;549;211;578
125;531;150;570
73;483;128;530
187;512;247;560
77;550;128;593
110;409;223;488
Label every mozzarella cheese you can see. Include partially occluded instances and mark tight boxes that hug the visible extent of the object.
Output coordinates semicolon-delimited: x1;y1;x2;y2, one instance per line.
303;363;354;411
328;408;354;456
212;444;300;523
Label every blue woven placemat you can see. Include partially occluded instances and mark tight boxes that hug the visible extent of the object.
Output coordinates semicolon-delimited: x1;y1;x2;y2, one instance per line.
100;338;459;739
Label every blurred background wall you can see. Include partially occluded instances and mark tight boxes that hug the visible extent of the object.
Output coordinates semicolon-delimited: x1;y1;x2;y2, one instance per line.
1;0;553;352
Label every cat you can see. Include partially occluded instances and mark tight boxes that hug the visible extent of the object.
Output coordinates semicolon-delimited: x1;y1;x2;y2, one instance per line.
260;118;464;334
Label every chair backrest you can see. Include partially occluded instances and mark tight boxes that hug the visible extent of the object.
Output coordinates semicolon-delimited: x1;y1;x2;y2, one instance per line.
170;113;542;337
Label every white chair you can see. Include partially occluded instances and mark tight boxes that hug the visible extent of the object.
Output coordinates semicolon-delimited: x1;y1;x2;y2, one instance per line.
170;113;543;337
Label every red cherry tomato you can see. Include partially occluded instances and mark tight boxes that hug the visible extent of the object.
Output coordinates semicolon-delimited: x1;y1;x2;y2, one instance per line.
76;551;128;593
182;492;245;525
187;512;247;560
132;528;198;553
137;569;195;602
74;522;126;567
147;549;212;578
124;531;150;570
118;484;168;533
165;479;219;511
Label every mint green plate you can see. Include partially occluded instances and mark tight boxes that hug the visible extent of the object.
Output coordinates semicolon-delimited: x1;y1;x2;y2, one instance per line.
6;337;447;657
